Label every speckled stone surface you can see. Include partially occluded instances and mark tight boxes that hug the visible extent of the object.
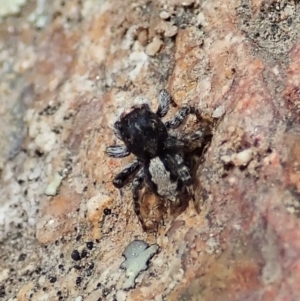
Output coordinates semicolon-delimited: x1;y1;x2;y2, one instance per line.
1;0;300;300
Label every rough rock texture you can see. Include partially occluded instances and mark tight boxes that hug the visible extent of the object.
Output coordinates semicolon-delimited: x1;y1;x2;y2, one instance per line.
1;0;300;300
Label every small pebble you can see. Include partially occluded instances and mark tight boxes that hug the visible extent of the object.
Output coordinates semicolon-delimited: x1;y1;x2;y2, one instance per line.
212;105;225;118
220;155;231;164
145;37;163;56
138;29;148;46
164;25;178;37
74;265;81;270
103;208;111;215
71;250;81;261
18;253;27;261
81;249;88;258
76;277;82;286
221;149;253;167
233;149;253;166
181;0;194;6
86;241;94;250
159;11;170;19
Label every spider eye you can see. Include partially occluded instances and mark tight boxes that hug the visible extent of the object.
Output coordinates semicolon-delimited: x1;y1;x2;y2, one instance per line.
115;121;121;129
141;103;150;110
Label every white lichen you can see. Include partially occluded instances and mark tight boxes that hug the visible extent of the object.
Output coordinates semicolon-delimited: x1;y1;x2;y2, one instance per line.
44;172;63;196
28;0;48;29
120;240;159;289
0;0;27;17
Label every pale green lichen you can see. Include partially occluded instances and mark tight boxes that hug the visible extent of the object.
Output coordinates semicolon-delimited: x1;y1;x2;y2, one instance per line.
0;0;27;17
44;172;64;196
120;240;159;290
28;0;48;29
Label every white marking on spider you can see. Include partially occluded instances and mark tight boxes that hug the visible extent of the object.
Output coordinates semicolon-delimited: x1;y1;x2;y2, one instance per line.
148;157;178;202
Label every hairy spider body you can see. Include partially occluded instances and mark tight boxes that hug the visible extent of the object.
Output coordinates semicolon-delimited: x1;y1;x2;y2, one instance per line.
106;89;213;227
114;104;168;160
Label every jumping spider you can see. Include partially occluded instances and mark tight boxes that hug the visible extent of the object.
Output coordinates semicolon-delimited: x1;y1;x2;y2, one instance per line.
106;90;213;227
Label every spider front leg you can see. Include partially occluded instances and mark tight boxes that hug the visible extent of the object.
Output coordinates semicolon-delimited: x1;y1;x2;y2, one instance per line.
112;160;141;188
165;105;198;129
106;145;130;158
156;89;171;118
178;123;214;153
164;135;185;151
164;123;213;154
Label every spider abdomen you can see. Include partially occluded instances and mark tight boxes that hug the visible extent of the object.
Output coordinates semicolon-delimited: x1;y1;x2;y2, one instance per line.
145;157;179;202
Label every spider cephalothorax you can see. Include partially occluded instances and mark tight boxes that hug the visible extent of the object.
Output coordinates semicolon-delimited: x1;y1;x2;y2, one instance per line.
114;103;169;160
106;89;213;227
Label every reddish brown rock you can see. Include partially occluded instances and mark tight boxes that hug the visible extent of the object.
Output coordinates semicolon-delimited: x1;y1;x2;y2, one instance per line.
1;0;300;300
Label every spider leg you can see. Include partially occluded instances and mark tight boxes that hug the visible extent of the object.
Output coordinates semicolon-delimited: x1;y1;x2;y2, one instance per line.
113;160;141;188
184;124;213;142
164;122;213;154
163;153;192;185
164;135;185;151
165;105;198;129
174;154;192;185
106;145;130;158
132;168;145;217
178;124;214;153
156;89;171;118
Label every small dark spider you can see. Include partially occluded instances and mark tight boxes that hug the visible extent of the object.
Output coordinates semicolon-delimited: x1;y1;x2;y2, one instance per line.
106;90;213;226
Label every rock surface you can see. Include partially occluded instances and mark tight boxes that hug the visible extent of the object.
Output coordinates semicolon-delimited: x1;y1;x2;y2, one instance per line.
1;0;300;300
